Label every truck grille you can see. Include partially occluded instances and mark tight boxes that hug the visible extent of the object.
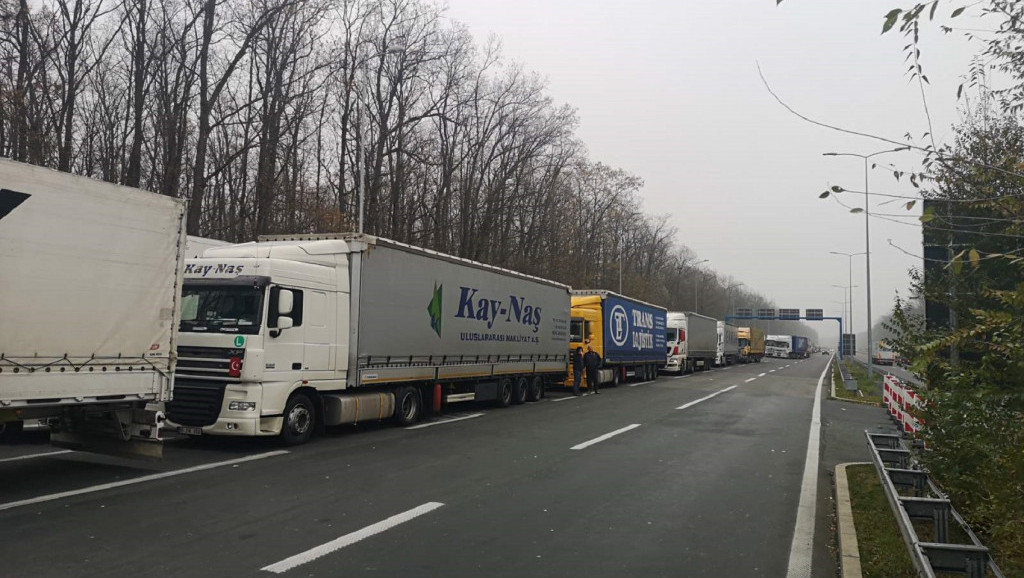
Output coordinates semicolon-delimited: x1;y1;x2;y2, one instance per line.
177;345;243;381
167;379;225;426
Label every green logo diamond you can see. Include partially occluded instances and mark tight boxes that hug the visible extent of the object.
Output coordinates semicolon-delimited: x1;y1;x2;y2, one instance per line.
427;282;443;337
234;335;245;347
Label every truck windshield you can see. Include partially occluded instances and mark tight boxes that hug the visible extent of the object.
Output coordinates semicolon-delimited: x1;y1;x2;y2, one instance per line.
738;338;750;347
179;285;265;334
570;318;585;342
666;329;678;342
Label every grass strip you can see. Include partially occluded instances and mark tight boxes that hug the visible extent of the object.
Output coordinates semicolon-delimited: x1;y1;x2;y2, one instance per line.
846;464;917;578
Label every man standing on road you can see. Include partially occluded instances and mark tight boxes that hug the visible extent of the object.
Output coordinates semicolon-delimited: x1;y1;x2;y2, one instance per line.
571;346;584;396
583;344;602;394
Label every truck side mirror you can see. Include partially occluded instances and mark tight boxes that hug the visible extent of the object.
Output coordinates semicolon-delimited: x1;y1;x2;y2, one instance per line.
278;289;294;315
276;316;294;330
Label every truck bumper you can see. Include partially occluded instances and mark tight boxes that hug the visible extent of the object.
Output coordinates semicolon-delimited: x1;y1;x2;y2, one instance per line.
662;358;683;373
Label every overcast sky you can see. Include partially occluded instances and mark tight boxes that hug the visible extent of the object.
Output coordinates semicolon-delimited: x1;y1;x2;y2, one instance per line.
440;0;979;344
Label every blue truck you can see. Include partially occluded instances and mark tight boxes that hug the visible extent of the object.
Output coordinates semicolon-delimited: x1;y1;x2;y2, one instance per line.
791;335;810;359
568;290;667;386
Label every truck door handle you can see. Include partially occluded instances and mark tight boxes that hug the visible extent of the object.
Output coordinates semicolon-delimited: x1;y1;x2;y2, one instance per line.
292;363;302;370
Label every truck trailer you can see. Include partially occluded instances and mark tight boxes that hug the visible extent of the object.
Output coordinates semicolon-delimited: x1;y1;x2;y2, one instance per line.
737;327;765;363
0;159;183;457
663;311;717;374
569;291;666;386
167;233;570;444
716;321;740;366
791;335;810;359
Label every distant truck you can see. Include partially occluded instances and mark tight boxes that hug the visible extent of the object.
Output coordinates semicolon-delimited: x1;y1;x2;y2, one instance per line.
765;335;793;359
0;159;183;457
663;311;717;373
791;335;810;359
737;327;765;363
167;234;570;444
569;291;667;386
873;341;897;366
716;321;740;367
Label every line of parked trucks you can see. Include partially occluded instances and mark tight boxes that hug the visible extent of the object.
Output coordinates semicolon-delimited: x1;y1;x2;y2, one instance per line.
0;160;812;456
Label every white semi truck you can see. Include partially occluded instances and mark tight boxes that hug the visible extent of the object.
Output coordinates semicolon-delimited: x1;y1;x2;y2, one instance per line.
168;234;570;444
0;159;184;457
765;335;793;359
715;321;739;367
662;311;718;373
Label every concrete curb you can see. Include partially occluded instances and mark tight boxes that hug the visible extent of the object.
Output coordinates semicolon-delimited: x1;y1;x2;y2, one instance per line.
835;462;870;578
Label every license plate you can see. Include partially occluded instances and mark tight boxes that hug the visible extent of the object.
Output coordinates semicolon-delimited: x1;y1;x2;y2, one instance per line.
178;426;203;436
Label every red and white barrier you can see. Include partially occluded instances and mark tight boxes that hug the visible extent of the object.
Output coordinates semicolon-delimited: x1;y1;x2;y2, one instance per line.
883;374;923;435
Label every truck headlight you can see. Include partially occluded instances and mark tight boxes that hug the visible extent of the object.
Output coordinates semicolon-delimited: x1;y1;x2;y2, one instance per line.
228;401;257;411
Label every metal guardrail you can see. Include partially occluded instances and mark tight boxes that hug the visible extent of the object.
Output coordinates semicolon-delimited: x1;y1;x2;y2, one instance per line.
865;432;1005;578
835;357;858;391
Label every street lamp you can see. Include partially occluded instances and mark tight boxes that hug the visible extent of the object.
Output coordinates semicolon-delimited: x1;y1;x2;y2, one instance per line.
692;259;710;311
831;283;858;336
726;282;745;317
823;146;909;377
829;251;866;336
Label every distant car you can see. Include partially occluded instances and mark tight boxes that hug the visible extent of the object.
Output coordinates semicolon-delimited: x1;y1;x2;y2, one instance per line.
821;350;829;355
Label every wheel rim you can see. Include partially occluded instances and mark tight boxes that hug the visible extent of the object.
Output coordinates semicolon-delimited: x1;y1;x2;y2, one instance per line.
501;379;512;403
400;392;417;421
287;403;311;435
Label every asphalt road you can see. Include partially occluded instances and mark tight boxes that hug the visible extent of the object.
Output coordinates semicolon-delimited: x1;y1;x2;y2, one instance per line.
0;356;897;577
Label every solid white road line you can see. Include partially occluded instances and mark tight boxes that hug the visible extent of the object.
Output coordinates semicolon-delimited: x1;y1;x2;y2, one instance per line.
262;502;445;574
0;450;289;512
405;413;484;429
785;355;829;578
628;380;655;388
745;377;757;383
675;385;738;410
570;424;641;450
0;450;73;463
672;373;691;380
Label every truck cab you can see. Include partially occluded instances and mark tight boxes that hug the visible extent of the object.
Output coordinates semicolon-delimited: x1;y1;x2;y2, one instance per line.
170;250;345;443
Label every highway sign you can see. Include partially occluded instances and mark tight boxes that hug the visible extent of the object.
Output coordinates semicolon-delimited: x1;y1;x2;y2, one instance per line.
736;308;753;318
757;308;776;319
806;309;823;321
779;308;800;320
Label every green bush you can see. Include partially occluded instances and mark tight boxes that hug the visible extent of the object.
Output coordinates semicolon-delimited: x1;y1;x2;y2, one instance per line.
918;390;1024;576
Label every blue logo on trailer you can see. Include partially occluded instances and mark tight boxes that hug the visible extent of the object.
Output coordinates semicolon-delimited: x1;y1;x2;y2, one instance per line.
610;304;629;346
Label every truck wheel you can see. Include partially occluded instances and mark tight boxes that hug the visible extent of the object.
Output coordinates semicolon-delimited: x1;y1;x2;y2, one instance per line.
281;393;315;445
495;377;513;407
526;376;544;402
394;386;422;426
512;376;529;405
612;369;620;387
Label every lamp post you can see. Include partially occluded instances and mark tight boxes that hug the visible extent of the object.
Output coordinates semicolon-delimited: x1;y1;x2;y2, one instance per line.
832;284;858;336
726;282;744;318
692;259;710;311
823;146;908;377
829;251;866;337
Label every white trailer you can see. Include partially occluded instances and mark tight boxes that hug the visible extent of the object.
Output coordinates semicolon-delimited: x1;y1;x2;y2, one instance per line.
0;159;184;457
716;321;739;366
167;233;570;444
662;311;718;373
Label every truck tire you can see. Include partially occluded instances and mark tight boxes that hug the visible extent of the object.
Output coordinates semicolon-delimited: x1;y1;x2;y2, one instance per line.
394;386;422;426
512;376;529;405
495;377;513;407
526;376;544;402
281;392;315;445
611;368;621;387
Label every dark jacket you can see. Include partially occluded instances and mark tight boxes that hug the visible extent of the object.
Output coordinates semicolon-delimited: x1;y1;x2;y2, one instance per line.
583;350;602;371
571;349;584;371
